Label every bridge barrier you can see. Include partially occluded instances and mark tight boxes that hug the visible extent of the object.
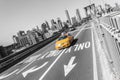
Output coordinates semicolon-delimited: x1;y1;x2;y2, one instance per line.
96;17;120;79
99;23;120;42
92;17;120;79
0;33;60;73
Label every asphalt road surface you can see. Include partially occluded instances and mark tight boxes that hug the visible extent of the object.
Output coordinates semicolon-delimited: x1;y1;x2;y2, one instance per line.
0;25;98;80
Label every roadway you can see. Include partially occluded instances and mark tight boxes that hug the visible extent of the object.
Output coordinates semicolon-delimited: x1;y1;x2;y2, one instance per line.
0;24;98;80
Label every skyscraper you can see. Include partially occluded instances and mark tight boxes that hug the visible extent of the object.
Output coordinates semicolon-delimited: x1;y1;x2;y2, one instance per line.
45;21;50;30
41;23;48;33
17;31;30;47
71;16;78;25
65;10;72;25
57;17;63;30
27;30;37;45
76;9;81;22
51;19;57;30
13;35;19;44
17;31;25;37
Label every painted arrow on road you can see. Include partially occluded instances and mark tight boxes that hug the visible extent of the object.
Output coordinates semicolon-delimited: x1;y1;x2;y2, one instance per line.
22;61;48;78
64;56;77;77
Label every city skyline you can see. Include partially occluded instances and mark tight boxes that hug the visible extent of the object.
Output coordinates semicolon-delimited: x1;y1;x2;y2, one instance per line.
0;0;119;46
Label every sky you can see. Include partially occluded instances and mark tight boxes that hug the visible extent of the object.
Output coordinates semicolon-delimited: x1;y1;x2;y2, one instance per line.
0;0;119;46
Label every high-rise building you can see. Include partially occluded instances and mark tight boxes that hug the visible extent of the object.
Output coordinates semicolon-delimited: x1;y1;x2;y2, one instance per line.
71;16;78;25
12;26;47;47
17;31;30;47
41;23;48;33
113;3;120;11
65;10;72;25
84;6;89;17
32;27;46;41
51;19;57;30
76;9;81;22
36;26;43;34
17;31;25;37
13;35;19;44
27;30;37;45
51;19;54;26
57;17;63;30
45;21;50;30
13;35;21;48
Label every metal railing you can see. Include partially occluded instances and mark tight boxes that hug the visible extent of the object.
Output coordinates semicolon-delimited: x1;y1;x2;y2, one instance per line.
100;23;120;42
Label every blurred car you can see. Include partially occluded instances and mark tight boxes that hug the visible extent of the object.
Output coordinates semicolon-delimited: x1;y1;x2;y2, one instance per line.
69;27;76;31
52;32;60;36
55;34;74;50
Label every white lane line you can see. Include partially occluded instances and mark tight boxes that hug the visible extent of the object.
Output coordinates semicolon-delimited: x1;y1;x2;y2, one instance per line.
16;41;57;74
37;52;49;60
74;26;86;39
39;26;85;80
39;49;66;80
16;47;63;74
70;29;79;34
91;28;98;80
0;69;19;79
22;61;48;78
84;27;92;30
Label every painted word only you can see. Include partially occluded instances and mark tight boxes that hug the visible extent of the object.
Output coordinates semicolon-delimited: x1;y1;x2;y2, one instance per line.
74;41;91;51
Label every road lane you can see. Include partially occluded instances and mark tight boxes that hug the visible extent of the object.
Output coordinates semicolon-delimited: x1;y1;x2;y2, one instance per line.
40;28;93;80
0;30;79;80
11;50;65;80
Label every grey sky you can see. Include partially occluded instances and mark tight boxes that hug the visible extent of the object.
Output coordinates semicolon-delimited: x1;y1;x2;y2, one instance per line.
0;0;119;46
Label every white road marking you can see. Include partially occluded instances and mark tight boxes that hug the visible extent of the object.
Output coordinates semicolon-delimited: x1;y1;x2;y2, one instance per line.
74;27;84;39
85;41;91;48
64;56;77;76
16;43;62;74
16;53;42;74
65;47;72;53
74;25;91;39
0;69;19;80
16;54;42;74
91;27;98;80
74;42;91;51
37;52;49;60
24;54;41;63
74;44;79;51
39;49;66;80
77;43;85;50
0;26;87;80
45;50;59;58
39;26;84;80
16;59;36;74
22;62;48;77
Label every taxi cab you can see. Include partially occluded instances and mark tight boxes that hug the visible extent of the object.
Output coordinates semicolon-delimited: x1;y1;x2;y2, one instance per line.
55;33;74;50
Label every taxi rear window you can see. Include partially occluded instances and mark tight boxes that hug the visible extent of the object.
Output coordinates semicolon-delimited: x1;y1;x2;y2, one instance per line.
58;36;67;40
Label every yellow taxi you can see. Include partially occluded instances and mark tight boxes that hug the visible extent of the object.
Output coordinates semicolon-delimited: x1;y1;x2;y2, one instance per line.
55;34;74;50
